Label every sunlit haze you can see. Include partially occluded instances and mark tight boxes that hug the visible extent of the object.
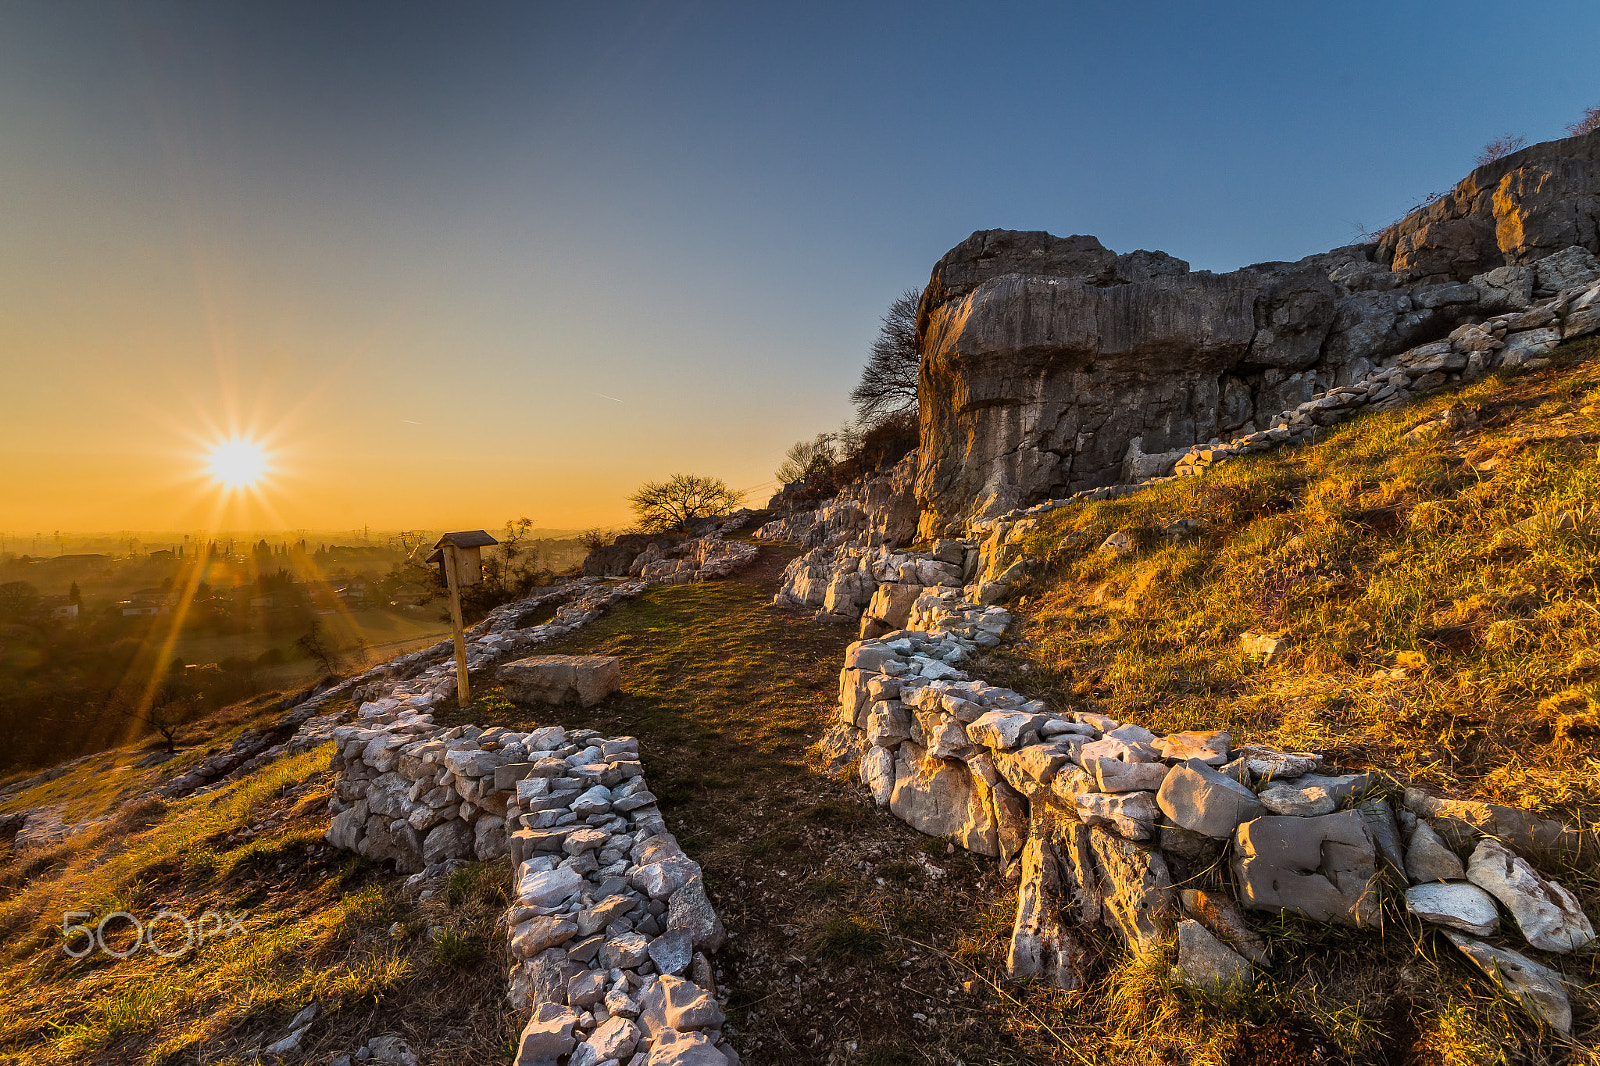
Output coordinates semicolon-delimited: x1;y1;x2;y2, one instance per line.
2;2;1596;534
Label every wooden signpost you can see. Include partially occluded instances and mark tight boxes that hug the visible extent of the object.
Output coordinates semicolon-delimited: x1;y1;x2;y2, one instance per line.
427;530;499;706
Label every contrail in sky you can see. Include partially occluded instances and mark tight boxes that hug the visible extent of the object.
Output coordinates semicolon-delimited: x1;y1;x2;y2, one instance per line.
400;420;422;424
591;392;625;403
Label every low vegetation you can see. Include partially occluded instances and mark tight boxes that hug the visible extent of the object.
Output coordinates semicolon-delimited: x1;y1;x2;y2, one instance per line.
0;740;516;1065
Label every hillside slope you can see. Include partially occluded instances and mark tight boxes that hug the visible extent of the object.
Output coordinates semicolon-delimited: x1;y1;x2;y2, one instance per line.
957;336;1600;1062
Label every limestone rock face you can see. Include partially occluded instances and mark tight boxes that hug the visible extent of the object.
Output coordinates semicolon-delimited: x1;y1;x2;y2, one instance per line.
908;131;1600;533
1378;129;1600;279
916;266;1302;528
1232;811;1381;927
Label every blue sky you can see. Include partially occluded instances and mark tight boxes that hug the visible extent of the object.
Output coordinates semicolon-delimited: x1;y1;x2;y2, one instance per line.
2;1;1596;530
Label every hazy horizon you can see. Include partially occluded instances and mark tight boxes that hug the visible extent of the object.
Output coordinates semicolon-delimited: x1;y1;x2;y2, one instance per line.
4;2;1597;532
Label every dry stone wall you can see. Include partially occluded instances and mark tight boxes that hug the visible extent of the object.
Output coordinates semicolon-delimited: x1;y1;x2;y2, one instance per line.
313;541;758;1065
819;585;1595;1033
326;707;735;1066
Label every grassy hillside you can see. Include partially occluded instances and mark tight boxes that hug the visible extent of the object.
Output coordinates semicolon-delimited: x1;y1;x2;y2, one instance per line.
8;345;1600;1065
966;335;1600;1063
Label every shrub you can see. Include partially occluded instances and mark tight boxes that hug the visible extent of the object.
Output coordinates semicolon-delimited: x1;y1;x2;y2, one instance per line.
1475;134;1528;167
1569;105;1600;137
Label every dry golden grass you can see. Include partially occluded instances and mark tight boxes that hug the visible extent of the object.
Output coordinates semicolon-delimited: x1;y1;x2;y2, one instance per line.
965;337;1600;1063
0;746;516;1065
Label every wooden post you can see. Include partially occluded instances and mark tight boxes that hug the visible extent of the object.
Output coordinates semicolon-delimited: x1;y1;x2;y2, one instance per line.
443;543;471;707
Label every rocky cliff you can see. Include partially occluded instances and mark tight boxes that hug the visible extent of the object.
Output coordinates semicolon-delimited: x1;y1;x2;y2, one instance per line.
913;129;1600;535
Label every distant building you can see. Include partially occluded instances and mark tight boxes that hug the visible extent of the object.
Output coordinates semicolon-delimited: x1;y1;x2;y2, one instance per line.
40;595;78;620
390;584;429;607
46;553;110;570
119;588;173;616
148;549;175;563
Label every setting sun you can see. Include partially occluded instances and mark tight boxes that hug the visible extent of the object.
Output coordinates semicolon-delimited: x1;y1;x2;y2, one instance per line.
204;438;270;489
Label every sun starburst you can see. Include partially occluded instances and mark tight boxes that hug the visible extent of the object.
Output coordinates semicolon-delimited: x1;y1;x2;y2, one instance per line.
204;437;271;489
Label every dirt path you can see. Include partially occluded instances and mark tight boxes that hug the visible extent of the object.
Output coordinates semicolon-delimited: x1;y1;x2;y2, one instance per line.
478;545;1054;1065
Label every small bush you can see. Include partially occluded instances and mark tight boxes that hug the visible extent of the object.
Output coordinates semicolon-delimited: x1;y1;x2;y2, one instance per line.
429;928;485;968
1475;134;1528;167
810;915;883;959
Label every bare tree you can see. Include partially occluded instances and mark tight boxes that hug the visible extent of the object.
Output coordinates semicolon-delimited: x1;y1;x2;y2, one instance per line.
126;691;202;754
296;617;340;677
628;474;745;533
850;289;921;426
774;434;837;487
1475;134;1529;167
1570;106;1600;137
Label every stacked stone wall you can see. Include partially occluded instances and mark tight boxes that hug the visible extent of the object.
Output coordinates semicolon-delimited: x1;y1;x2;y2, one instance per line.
819;580;1596;1032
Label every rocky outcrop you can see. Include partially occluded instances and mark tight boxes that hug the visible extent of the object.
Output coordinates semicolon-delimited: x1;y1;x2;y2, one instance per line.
912;130;1600;535
583;534;677;578
1377;130;1600;280
755;453;919;550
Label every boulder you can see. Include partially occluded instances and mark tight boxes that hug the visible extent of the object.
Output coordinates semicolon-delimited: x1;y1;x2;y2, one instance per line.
645;1029;731;1065
1087;827;1175;953
1405;883;1500;936
860;746;895;806
1006;835;1086;990
863;582;922;630
1404;820;1465;883
1076;791;1158;840
1232;811;1381;927
498;655;622;707
575;1016;642;1066
516;1002;580;1063
1179;888;1271;967
1157;760;1264;838
668;875;727;952
638;974;726;1035
1402;789;1583;857
1091;757;1168;793
837;668;873;727
1445;933;1572;1034
1257;772;1372;817
968;711;1050;751
889;743;998;856
422;819;474;865
1155;731;1230;765
1171;918;1252;991
1466;839;1594;953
